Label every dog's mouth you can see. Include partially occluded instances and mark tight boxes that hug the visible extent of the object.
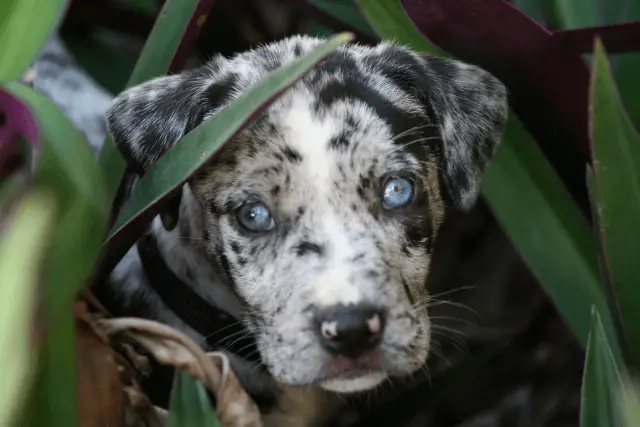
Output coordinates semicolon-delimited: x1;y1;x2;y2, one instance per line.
319;371;387;393
315;350;388;393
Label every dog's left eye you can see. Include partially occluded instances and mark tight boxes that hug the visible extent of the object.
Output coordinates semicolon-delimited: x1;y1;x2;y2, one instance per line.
236;202;275;232
382;177;414;209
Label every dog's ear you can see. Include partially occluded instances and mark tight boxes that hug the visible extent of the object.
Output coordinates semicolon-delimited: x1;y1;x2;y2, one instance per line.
404;53;508;211
105;56;236;230
105;56;235;174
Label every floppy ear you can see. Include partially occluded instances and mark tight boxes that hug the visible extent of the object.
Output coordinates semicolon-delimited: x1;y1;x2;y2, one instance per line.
105;57;236;229
105;57;235;174
412;54;508;211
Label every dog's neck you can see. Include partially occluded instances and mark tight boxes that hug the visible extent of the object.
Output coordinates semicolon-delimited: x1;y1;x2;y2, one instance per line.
136;228;259;358
149;185;247;318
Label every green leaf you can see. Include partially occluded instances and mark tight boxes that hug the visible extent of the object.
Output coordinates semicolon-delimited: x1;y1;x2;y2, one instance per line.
589;39;640;365
0;0;66;81
26;306;78;427
511;0;547;24
4;82;109;317
356;0;445;55
117;0;158;16
619;380;640;427
481;115;623;366
580;308;623;427
541;0;598;29
108;33;354;239
542;0;640;129
0;191;57;427
62;28;136;95
3;82;108;427
586;166;629;357
310;0;376;37
98;0;209;205
167;372;221;427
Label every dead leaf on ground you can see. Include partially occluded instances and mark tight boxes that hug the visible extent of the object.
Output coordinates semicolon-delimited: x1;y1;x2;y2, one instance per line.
75;301;125;427
100;317;263;427
75;301;166;427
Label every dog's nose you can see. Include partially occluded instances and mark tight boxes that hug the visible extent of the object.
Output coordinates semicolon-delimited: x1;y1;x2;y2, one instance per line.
315;304;385;358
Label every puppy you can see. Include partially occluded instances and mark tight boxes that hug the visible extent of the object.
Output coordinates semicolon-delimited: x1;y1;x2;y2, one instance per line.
104;35;508;426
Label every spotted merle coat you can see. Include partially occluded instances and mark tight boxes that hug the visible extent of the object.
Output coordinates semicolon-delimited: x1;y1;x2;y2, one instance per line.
102;35;508;427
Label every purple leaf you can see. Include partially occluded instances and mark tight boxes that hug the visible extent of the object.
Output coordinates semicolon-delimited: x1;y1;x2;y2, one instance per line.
0;89;39;179
401;0;593;211
553;20;640;54
168;0;218;74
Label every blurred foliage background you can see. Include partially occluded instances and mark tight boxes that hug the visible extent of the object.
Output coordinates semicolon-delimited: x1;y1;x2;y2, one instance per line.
2;0;640;426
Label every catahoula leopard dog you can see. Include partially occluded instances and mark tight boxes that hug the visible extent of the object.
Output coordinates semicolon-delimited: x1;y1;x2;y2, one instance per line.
101;35;508;426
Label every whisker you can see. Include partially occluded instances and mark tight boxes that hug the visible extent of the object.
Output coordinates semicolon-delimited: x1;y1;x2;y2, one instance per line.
431;324;469;337
391;123;437;142
203;320;247;340
428;285;477;300
221;334;257;354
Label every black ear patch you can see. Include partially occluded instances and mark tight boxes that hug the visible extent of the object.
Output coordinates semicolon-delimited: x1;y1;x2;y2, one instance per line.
418;54;508;211
370;46;508;211
105;57;237;174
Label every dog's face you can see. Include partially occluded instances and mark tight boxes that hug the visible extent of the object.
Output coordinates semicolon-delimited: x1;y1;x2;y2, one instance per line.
106;36;507;393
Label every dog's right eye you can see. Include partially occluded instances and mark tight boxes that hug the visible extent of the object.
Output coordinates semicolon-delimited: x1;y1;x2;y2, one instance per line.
235;202;276;232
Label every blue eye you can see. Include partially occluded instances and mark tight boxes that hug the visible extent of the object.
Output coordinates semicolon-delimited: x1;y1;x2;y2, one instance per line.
236;202;275;232
382;177;414;209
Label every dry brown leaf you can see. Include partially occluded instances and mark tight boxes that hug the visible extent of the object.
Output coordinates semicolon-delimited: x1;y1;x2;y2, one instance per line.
75;302;126;427
100;317;263;427
208;353;263;427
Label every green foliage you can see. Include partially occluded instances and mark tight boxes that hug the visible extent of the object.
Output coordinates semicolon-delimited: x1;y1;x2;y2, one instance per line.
541;0;640;129
619;380;640;427
2;0;640;425
0;191;56;427
588;40;640;364
98;0;211;203
0;0;66;81
356;0;444;55
2;81;109;427
580;309;623;427
167;373;222;427
359;3;640;427
310;0;375;37
481;116;623;363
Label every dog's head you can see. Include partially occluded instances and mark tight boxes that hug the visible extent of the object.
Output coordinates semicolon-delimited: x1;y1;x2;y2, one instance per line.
106;36;507;393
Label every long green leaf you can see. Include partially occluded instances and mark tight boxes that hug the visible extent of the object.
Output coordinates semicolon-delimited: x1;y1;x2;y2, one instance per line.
108;33;353;239
482;115;623;366
4;82;108;316
605;0;640;129
589;39;640;366
0;191;56;427
167;373;221;427
356;0;444;55
580;308;623;427
310;0;376;37
619;381;640;427
0;0;66;81
541;0;598;29
97;0;208;204
3;83;108;427
511;0;547;24
543;0;640;129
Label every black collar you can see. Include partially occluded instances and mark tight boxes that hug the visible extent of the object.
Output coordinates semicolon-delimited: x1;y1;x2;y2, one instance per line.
136;232;260;363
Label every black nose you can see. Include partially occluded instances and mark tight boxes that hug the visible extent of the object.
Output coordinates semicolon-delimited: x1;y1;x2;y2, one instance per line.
315;304;385;358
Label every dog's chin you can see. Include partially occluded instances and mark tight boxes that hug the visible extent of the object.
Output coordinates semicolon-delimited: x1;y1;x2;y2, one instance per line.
319;372;387;394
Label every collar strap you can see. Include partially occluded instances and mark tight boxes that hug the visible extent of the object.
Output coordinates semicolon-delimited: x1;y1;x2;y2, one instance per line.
136;232;259;362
